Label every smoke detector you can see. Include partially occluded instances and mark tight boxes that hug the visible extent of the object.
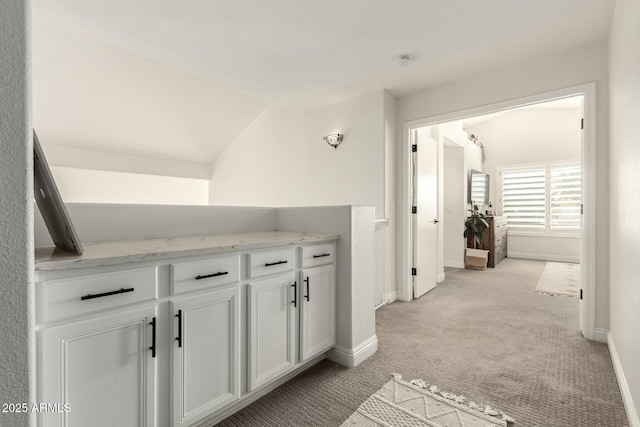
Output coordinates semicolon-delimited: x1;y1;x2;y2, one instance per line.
393;55;411;67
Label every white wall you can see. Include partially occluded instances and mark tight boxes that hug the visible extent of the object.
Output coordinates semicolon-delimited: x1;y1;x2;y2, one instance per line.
0;1;34;425
443;145;465;268
50;167;210;206
609;0;640;424
438;122;478;270
396;42;610;330
464;108;582;262
209;91;386;218
35;205;277;246
383;91;397;295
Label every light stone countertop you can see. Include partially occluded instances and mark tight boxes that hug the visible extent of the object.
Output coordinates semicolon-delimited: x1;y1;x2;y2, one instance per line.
35;231;339;271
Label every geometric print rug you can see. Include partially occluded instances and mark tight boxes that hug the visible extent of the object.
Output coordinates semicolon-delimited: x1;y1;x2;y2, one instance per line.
341;374;514;427
535;262;580;298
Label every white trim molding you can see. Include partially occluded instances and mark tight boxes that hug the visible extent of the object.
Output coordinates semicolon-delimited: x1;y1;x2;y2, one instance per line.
400;82;598;341
437;272;446;283
508;252;580;264
592;328;608;344
608;332;640;427
444;261;465;269
327;335;378;368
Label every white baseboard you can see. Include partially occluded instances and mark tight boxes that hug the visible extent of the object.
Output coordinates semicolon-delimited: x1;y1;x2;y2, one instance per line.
608;332;640;427
593;328;608;343
508;252;580;263
437;272;445;283
444;260;465;269
387;290;398;303
327;335;378;368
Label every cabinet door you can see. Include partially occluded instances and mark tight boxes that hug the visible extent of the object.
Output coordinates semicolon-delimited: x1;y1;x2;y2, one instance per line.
171;286;240;427
40;306;156;427
248;272;296;391
300;265;336;362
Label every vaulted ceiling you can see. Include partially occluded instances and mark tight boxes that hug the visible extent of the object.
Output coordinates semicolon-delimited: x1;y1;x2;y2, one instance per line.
33;0;615;164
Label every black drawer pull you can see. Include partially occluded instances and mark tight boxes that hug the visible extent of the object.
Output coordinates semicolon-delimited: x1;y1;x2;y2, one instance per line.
304;276;310;302
313;253;331;258
80;287;134;301
175;310;183;348
291;281;297;307
195;271;229;280
265;260;288;267
149;317;156;358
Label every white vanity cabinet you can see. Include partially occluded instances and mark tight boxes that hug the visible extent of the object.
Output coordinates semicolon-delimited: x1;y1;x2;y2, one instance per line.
171;286;241;426
35;232;338;427
39;305;157;427
299;264;336;362
247;272;297;391
247;243;336;391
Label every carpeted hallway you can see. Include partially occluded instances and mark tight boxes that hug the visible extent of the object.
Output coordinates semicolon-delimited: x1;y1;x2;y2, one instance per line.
216;258;629;427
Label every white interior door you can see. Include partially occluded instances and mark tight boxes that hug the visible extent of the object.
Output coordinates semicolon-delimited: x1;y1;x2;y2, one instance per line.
413;128;438;298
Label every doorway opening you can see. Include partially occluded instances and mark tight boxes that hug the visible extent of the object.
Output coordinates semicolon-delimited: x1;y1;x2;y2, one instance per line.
402;84;598;341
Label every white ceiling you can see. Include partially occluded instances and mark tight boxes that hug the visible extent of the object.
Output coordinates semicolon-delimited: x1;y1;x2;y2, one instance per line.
33;0;615;163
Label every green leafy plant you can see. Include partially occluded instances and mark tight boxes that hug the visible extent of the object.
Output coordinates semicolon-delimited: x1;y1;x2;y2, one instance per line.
464;206;489;249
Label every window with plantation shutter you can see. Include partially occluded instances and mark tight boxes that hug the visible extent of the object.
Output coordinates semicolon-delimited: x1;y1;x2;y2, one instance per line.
550;163;581;231
500;161;581;233
501;167;546;230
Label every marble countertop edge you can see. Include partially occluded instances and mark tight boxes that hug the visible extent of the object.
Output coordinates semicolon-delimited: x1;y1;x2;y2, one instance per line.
35;231;340;271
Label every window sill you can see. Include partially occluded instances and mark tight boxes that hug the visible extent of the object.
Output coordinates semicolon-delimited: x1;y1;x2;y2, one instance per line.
507;231;580;239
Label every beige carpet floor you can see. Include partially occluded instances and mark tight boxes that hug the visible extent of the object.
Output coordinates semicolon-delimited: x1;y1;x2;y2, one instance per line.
216;258;629;427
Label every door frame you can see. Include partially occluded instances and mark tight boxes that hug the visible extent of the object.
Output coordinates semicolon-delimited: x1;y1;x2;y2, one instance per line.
399;83;598;341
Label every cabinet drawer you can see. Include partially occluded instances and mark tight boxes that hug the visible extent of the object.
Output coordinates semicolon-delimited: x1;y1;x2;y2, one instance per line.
172;255;240;294
301;243;335;268
40;267;157;323
495;219;508;229
248;248;295;278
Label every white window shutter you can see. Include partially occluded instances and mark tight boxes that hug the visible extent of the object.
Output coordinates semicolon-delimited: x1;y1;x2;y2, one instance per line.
501;168;546;230
550;163;581;231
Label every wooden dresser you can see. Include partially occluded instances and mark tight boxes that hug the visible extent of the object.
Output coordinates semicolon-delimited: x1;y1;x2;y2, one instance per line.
466;216;507;268
488;216;508;267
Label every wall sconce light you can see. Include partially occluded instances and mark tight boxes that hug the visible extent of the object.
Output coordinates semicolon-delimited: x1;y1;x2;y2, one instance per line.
323;133;344;149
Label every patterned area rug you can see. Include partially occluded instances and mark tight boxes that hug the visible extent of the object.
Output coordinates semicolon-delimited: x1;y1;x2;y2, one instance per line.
341;374;513;427
535;262;580;297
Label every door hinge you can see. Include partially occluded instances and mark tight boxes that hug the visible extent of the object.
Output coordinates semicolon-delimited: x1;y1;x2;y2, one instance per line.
411;268;417;276
581;118;584;130
580;289;583;300
581;204;584;215
412;144;417;152
412;206;417;214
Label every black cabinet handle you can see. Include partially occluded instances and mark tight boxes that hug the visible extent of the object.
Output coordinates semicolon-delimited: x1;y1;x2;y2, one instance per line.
265;260;288;267
80;287;134;301
149;317;156;358
291;281;297;307
175;310;182;348
195;271;228;280
304;276;310;302
313;253;331;258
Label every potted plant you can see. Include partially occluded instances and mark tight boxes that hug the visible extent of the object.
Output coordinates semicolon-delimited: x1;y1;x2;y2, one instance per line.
464;206;490;270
